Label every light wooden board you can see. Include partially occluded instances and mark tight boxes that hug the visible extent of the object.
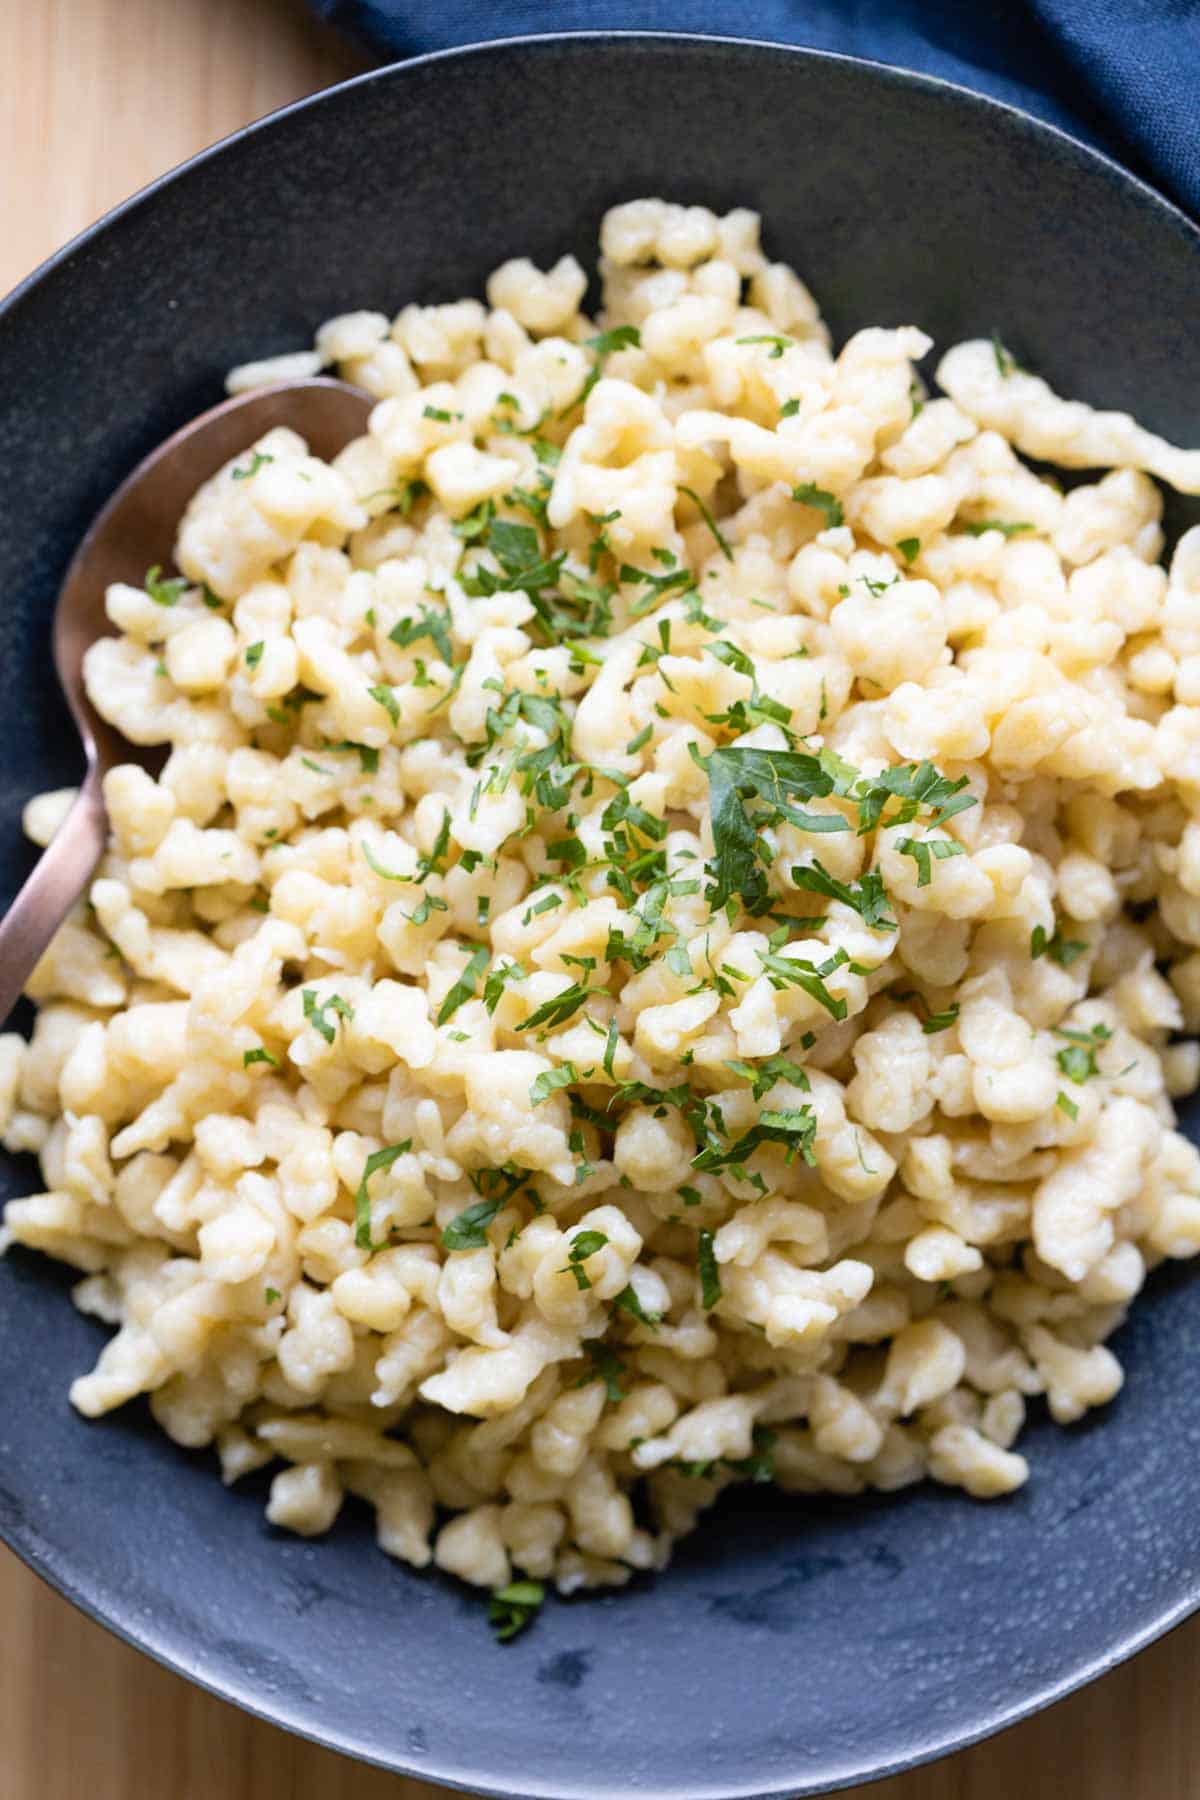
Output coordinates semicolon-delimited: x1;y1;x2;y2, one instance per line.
2;1;1198;1794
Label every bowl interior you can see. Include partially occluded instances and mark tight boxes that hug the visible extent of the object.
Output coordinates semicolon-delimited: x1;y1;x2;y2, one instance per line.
1;35;1199;1800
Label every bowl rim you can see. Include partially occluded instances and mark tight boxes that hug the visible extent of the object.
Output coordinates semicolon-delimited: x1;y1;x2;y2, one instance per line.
2;29;1199;1800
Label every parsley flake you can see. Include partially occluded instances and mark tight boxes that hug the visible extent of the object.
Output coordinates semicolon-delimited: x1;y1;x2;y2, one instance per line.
560;1228;609;1290
301;989;352;1044
697;1229;721;1309
437;946;489;1026
488;1580;544;1642
679;485;733;563
736;333;792;358
991;332;1018;377
231;449;273;481
958;519;1034;539
529;1063;578;1106
389;604;454;666
791;483;844;528
1031;924;1088;967
613;1282;660;1328
576;1338;626;1402
354;1141;412;1249
442;1194;502;1251
367;682;400;725
145;564;187;607
791;859;896;930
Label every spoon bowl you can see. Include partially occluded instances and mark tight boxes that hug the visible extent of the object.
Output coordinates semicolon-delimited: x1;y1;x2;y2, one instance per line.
0;375;372;1025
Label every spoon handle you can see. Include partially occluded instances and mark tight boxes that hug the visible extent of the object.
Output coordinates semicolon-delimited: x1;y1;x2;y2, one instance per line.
0;771;108;1029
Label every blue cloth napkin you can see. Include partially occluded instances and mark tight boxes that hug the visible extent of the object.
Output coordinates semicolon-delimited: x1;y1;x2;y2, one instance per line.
309;0;1200;218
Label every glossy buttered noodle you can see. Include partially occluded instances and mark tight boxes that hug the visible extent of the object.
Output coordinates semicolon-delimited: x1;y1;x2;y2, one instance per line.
6;199;1200;1624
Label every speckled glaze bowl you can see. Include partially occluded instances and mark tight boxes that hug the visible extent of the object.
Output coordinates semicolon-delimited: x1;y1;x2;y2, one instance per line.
1;34;1199;1800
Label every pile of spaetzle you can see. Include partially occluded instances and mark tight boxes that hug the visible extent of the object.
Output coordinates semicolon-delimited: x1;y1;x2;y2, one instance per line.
5;198;1200;1633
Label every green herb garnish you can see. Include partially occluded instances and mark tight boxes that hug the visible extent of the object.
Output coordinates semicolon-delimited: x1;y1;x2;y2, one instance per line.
488;1580;544;1642
437;945;489;1025
560;1229;609;1291
1031;924;1088;968
697;1229;721;1309
736;334;792;358
145;564;187;607
301;989;353;1044
231;449;273;480
791;483;844;528
442;1195;503;1251
679;485;733;562
354;1141;412;1249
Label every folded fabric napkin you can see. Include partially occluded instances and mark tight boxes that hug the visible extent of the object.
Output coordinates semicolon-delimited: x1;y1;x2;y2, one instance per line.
310;0;1199;217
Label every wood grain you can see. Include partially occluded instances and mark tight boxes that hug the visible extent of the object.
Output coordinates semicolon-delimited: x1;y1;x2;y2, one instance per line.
2;1;1198;1794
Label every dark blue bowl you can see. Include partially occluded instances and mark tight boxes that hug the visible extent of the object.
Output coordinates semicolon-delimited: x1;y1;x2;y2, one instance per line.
2;34;1199;1800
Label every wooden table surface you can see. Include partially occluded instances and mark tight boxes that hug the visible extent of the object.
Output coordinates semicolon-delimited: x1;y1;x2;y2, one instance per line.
2;1;1198;1795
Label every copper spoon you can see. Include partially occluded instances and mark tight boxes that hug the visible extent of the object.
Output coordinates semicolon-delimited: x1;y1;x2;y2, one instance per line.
0;376;373;1026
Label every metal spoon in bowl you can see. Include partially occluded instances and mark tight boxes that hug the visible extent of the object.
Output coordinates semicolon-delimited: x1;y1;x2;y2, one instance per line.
0;376;373;1027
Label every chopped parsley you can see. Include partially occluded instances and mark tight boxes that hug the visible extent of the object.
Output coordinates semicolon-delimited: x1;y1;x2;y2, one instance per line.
790;859;896;930
896;835;966;888
736;333;792;358
679;485;733;563
757;948;850;1021
231;449;273;480
483;960;527;1015
242;1046;279;1068
694;1104;818;1174
354;1141;412;1249
562;324;641;414
695;743;975;915
724;1053;810;1102
530;1063;579;1106
405;891;448;927
1031;923;1088;968
360;840;412;882
991;331;1018;377
957;519;1034;539
488;1580;544;1642
389;603;454;666
697;1229;721;1309
328;740;379;774
244;641;265;669
791;483;844;528
301;988;352;1044
576;1338;626;1402
1054;1023;1110;1084
897;537;920;566
516;982;594;1034
437;945;489;1025
442;1194;502;1251
560;1229;609;1291
367;682;400;725
365;476;428;515
145;564;187;607
612;1282;660;1328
